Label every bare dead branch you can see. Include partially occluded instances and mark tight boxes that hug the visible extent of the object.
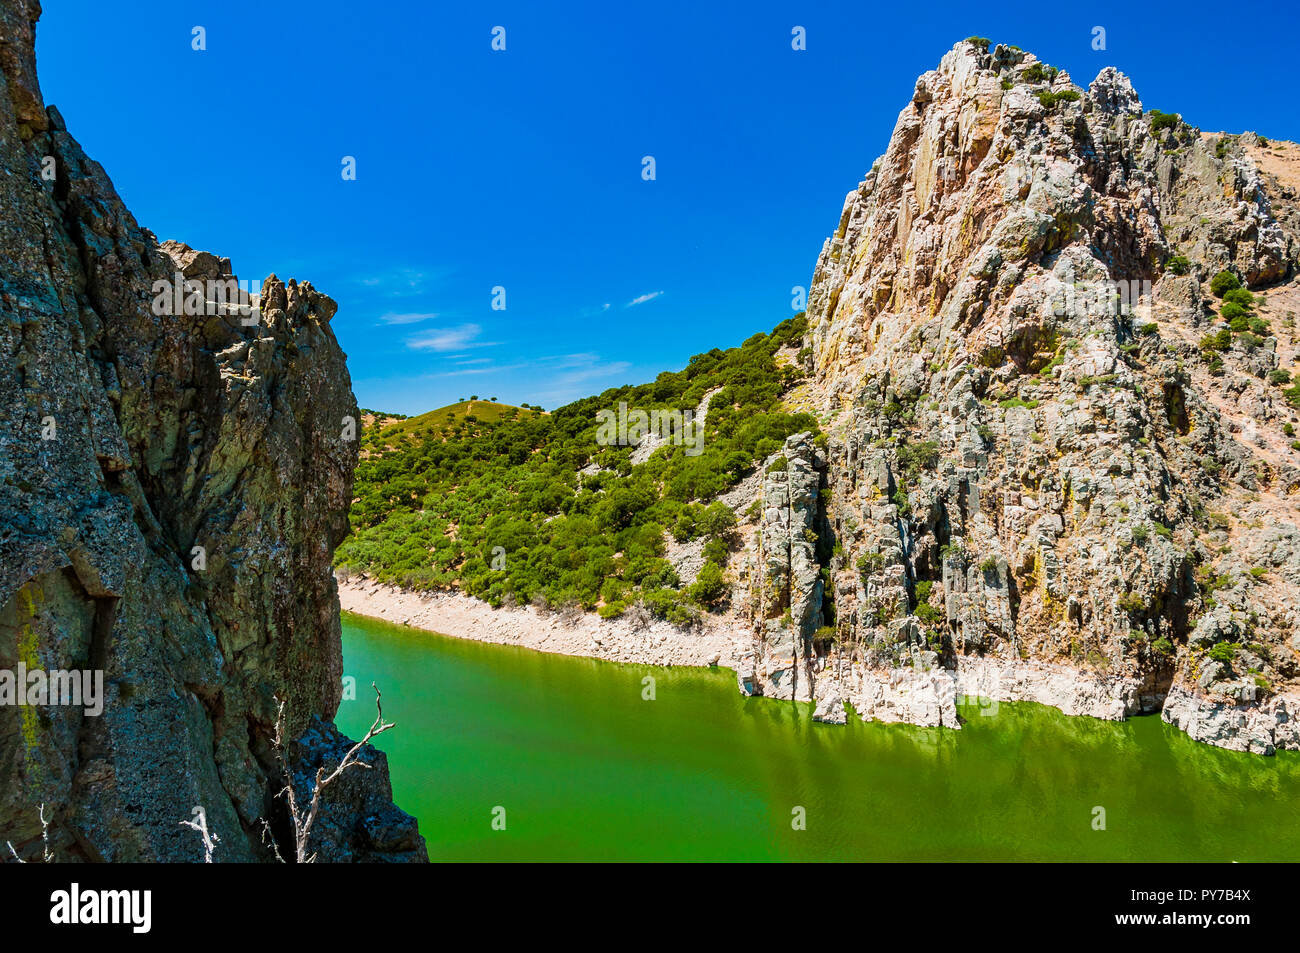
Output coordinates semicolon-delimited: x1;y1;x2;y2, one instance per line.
39;804;51;863
272;683;397;862
179;805;219;863
6;802;52;863
259;818;285;863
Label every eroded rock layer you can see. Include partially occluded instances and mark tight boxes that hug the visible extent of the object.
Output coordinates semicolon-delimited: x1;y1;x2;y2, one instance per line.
745;40;1300;754
0;0;424;859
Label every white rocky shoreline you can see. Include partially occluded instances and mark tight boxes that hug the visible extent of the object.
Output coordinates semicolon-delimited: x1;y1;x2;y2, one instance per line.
337;575;1300;756
337;575;747;670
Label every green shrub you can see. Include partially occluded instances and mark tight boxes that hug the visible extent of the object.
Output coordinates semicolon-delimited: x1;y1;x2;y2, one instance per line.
1220;301;1249;324
1210;270;1241;297
895;440;940;480
689;562;728;608
891;487;911;516
1165;255;1190;276
1151;635;1174;656
1037;89;1081;109
698;501;737;538
979;556;999;573
1208;642;1239;665
857;552;885;576
1022;62;1058;83
1118;592;1146;614
966;36;991;51
598;601;626;620
1149;110;1180;132
915;602;943;625
1198;329;1232;352
1283;421;1295;434
1222;287;1255;308
702;537;729;566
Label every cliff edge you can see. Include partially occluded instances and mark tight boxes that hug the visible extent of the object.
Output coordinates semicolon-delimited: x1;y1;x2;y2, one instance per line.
0;0;424;860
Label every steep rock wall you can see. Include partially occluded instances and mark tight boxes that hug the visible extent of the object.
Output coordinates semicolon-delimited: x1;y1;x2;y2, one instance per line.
0;0;424;859
747;40;1300;754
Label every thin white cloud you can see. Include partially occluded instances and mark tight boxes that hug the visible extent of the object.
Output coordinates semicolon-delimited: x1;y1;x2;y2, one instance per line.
354;265;455;298
426;352;629;388
581;302;612;317
556;352;596;362
379;311;438;325
531;354;633;405
625;291;663;308
406;323;494;353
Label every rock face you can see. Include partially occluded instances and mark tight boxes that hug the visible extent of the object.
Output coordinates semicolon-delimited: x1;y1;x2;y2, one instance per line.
747;432;826;701
0;1;424;859
744;40;1300;754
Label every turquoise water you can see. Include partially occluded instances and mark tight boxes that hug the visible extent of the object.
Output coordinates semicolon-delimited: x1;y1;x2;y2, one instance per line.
338;612;1300;861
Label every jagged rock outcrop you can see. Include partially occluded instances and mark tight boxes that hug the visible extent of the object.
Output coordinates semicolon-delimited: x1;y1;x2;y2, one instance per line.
745;432;825;700
745;39;1300;754
0;1;424;859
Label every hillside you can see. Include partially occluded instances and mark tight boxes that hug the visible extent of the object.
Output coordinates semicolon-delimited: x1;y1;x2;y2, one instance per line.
336;319;814;624
360;400;542;456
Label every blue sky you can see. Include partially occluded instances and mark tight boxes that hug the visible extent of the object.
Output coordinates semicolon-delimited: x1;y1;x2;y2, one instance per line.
36;0;1298;414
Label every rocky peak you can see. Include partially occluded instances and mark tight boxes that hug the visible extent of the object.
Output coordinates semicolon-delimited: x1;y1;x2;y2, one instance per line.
745;38;1300;754
1088;67;1142;116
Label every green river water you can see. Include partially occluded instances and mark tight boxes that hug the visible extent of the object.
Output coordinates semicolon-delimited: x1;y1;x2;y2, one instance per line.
338;612;1300;862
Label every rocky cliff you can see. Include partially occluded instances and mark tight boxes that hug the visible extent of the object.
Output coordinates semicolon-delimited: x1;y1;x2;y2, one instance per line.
744;39;1300;754
0;0;424;859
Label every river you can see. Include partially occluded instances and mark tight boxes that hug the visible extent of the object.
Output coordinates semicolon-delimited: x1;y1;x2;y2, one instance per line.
338;612;1300;861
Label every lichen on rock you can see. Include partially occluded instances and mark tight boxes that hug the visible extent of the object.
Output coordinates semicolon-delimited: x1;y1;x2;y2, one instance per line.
0;0;424;860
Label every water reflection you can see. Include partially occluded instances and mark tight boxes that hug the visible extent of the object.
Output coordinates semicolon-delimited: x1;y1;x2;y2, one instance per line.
339;612;1300;862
